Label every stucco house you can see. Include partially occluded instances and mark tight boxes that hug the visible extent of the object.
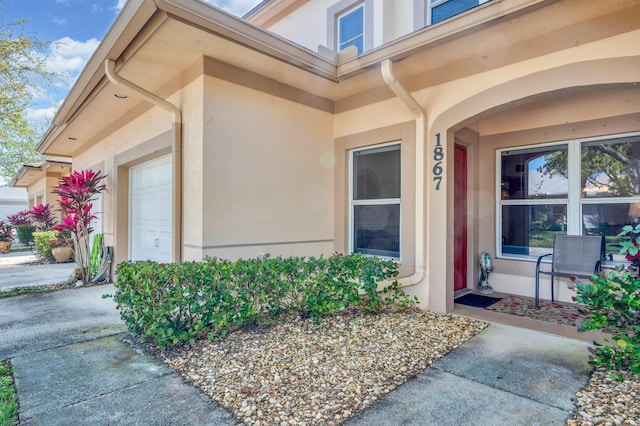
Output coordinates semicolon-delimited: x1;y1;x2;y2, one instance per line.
36;0;640;312
10;158;72;212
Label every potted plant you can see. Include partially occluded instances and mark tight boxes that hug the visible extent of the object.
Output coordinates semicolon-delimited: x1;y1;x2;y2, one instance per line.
0;221;15;253
50;230;73;263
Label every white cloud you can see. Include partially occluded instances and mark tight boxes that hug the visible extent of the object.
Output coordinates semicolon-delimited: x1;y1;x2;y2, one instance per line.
55;0;70;4
113;0;127;13
48;37;100;75
52;17;67;25
25;106;58;125
201;0;262;17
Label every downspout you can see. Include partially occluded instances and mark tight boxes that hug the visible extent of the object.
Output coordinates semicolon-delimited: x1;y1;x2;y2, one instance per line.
381;59;426;286
104;59;183;262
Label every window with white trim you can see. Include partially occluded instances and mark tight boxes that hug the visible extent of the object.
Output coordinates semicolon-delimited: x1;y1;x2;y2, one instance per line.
350;143;401;260
498;133;640;262
427;0;491;25
337;3;365;54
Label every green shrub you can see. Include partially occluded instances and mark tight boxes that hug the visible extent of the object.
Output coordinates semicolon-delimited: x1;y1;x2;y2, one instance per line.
109;253;418;347
16;225;35;245
575;268;640;378
32;230;62;261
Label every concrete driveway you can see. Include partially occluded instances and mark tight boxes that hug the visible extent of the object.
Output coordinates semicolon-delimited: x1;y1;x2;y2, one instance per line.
0;252;77;291
0;262;235;425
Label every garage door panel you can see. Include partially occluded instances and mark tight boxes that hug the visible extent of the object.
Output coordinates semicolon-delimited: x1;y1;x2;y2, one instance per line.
129;155;172;262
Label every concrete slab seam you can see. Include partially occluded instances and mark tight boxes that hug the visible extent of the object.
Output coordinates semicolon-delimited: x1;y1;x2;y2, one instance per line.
430;364;578;415
18;371;178;422
4;331;128;360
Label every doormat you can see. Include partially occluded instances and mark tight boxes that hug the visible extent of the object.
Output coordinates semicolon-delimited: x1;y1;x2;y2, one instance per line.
484;295;583;327
455;293;502;308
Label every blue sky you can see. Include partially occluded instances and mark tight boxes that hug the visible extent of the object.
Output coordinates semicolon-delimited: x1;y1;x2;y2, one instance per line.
0;0;261;129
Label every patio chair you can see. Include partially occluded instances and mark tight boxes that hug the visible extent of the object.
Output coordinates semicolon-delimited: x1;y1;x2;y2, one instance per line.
534;234;604;309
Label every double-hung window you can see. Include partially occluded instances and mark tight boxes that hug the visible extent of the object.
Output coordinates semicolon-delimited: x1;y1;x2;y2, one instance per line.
337;3;365;54
350;143;401;260
426;0;491;25
498;133;640;262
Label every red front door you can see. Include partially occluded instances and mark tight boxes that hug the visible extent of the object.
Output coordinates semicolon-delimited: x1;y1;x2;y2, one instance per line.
454;144;468;292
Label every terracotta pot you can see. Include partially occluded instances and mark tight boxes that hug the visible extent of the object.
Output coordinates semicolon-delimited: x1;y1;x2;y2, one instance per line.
52;246;73;262
0;241;11;254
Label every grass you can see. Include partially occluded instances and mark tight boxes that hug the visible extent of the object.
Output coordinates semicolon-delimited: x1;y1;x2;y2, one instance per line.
0;284;68;299
0;361;18;426
8;247;31;253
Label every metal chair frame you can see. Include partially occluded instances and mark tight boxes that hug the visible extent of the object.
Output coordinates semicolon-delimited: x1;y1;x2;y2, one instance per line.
534;234;604;309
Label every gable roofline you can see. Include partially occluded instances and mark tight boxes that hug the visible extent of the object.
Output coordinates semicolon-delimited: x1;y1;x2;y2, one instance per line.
37;0;337;155
9;158;72;188
243;0;307;28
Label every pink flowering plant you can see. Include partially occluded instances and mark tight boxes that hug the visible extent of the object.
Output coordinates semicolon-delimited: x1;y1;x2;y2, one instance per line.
29;204;57;230
7;210;32;226
53;169;107;285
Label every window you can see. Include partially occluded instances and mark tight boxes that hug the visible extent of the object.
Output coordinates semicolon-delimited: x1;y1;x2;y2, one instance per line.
350;143;401;259
328;0;372;55
424;0;491;26
498;134;640;262
337;3;364;54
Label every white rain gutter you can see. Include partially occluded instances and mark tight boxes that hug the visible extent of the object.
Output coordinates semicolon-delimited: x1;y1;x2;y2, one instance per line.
381;59;426;286
104;59;183;262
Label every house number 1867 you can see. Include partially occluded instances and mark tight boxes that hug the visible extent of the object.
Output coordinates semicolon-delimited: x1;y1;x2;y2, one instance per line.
433;133;443;190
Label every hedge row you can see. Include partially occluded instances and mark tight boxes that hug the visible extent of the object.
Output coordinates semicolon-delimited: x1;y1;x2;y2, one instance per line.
111;253;418;347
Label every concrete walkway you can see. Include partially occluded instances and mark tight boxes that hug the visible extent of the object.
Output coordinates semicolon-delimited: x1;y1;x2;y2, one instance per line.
0;257;592;425
346;324;590;425
0;252;78;291
0;285;235;425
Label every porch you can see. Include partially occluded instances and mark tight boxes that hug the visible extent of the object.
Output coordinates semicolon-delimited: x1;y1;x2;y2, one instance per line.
453;291;610;343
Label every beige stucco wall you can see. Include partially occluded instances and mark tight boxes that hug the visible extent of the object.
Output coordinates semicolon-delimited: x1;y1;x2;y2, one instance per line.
333;25;640;311
334;121;417;276
198;74;335;261
72;72;203;264
55;0;639;314
27;179;46;209
265;0;414;53
26;174;65;218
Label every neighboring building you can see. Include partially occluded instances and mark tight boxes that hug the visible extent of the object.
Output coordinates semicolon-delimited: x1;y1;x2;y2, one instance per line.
10;158;72;216
35;0;640;312
0;187;28;222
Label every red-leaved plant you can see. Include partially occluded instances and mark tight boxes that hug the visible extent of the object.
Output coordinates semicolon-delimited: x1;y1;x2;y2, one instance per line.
53;170;107;285
7;210;32;226
29;204;57;230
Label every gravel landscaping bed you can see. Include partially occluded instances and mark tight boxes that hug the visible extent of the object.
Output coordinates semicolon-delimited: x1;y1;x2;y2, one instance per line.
157;309;487;425
568;368;640;426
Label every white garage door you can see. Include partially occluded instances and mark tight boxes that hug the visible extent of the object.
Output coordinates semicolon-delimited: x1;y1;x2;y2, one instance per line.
129;155;172;262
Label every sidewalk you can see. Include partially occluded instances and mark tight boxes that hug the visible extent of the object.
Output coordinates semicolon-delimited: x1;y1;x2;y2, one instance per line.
346;324;590;425
1;285;235;425
0;251;78;291
0;254;591;425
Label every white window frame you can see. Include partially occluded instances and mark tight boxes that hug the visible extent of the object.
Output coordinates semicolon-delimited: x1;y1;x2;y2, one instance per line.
337;3;365;53
349;142;402;262
327;0;373;54
496;132;640;263
414;0;491;29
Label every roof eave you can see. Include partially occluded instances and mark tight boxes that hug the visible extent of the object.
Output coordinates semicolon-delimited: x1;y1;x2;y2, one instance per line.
37;0;338;157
